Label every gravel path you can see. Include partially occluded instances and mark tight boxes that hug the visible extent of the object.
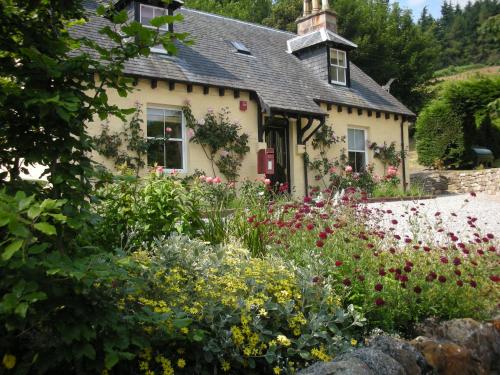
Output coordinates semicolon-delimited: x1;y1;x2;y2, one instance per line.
365;193;500;246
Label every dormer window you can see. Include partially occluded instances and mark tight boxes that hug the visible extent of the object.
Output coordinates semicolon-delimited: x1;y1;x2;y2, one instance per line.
329;48;347;86
140;4;168;31
139;4;168;54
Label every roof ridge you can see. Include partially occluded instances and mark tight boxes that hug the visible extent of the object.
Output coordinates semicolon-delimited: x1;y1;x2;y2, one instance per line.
181;8;297;37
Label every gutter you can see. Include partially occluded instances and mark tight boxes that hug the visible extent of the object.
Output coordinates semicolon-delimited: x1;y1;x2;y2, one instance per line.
400;116;407;192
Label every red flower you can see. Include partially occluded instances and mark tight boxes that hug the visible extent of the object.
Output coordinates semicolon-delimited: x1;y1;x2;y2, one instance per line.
319;232;327;240
489;246;497;252
343;278;352;286
487;233;494;239
423;246;431;252
303;196;312;203
490;275;499;283
456;280;464;287
335;260;343;267
404;265;412;273
316;240;324;248
404;238;412;244
391;219;398;225
413;286;422;294
440;256;448;264
379;268;386;276
375;298;385;307
454;269;462;276
399;275;409;282
469;280;477;288
315;201;325;208
295;222;302;229
358;275;365;282
470;191;476;197
374;283;383;292
453;257;461;266
306;223;315;231
247;216;256;223
438;275;447;283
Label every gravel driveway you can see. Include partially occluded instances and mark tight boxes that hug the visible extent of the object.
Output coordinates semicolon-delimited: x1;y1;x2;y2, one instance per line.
365;193;500;246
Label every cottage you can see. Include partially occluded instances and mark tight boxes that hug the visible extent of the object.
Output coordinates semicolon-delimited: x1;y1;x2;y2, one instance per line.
80;0;415;196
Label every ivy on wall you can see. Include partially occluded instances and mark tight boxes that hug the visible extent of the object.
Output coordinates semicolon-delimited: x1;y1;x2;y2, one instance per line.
182;104;250;181
93;104;150;176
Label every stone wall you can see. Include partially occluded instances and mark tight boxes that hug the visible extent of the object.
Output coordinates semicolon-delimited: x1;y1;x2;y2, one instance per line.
411;168;500;195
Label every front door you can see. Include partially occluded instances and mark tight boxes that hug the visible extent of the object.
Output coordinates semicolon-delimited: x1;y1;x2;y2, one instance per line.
265;121;290;192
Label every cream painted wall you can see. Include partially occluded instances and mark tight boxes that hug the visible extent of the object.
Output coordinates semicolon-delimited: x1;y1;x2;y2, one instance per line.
87;79;264;182
88;79;410;197
303;103;410;193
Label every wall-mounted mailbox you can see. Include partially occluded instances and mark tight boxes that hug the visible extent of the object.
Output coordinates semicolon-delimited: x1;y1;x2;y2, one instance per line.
257;148;275;175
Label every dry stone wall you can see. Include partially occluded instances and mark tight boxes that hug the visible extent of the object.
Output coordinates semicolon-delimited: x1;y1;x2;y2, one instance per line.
411;168;500;195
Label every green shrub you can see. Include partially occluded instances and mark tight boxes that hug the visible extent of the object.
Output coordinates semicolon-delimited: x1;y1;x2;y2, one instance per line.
124;235;364;374
416;76;500;167
93;174;205;250
416;99;465;167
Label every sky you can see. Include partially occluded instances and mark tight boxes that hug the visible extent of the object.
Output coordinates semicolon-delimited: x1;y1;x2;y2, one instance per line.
391;0;479;19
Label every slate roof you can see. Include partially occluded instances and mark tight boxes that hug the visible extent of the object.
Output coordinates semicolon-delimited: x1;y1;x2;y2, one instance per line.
77;1;415;117
287;29;358;53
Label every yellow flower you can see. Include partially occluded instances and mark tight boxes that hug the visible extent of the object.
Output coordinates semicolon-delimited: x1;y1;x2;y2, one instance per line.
276;335;291;347
221;360;231;372
351;338;358;346
180;327;189;334
2;354;16;369
177;358;186;368
258;308;268;317
273;366;281;374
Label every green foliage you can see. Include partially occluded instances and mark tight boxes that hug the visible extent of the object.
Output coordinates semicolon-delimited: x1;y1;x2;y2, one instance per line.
368;142;403;170
0;0;188;206
416;76;500;167
93;174;205;250
93;104;150;176
0;190;164;373
433;63;487;78
185;0;272;23
183;105;250;181
416;99;465;167
127;235;364;374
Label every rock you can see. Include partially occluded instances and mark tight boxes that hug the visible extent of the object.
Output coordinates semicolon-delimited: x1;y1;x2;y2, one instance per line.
410;336;482;375
336;348;405;375
296;357;373;375
368;335;430;375
415;318;500;373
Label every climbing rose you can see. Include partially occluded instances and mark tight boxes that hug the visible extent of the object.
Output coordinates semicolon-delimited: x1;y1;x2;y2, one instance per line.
345;165;353;173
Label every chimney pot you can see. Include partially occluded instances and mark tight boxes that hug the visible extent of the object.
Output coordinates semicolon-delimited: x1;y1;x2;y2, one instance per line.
312;0;321;13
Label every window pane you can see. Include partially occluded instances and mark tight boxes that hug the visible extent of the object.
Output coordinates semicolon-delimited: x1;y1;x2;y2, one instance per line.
147;109;164;138
330;49;338;66
349;152;366;172
140;5;154;26
164;110;182;138
338;51;346;67
147;141;164;167
330;66;338;82
338;67;346;84
354;129;365;151
165;140;183;169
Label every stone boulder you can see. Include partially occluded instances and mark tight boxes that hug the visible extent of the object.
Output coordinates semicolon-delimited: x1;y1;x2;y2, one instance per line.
296;357;373;375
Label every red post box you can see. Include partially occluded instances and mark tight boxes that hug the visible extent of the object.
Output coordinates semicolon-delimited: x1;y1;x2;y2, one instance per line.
258;148;275;175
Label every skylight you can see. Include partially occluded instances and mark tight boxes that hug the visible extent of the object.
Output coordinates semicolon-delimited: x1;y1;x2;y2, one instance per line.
231;41;251;55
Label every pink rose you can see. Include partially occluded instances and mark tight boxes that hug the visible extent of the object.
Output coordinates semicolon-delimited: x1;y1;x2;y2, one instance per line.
387;166;398;177
165;127;172;133
199;175;206;182
213;176;222;184
328;167;336;174
264;178;271;185
156;166;164;175
345;165;353;173
187;129;195;139
205;177;213;184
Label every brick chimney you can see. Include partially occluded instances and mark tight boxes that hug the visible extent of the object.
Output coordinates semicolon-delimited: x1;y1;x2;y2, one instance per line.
297;0;338;36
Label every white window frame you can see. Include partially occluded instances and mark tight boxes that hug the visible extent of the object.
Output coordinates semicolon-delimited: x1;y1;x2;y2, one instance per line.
146;107;187;173
139;4;169;54
329;48;347;86
347;127;368;172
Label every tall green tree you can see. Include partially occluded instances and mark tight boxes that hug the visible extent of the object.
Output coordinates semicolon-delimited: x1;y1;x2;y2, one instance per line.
185;0;272;23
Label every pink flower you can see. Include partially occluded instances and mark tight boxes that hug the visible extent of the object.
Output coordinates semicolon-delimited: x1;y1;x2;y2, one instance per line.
345;165;353;173
220;150;229;157
213;176;222;184
156;166;164;175
328;167;336;174
199;175;206;182
207;107;214;113
205;177;214;184
165;127;173;133
264;178;271;185
187;128;195;139
387;166;398;177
